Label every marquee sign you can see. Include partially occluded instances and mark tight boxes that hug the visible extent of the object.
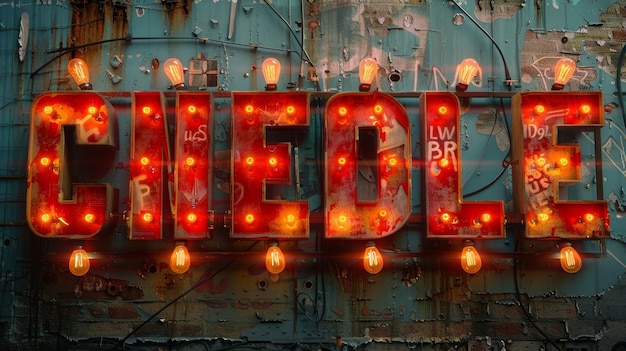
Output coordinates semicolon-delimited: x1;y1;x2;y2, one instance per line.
421;92;504;238
231;92;310;239
324;92;411;239
511;92;609;239
129;92;170;240
174;92;213;239
26;91;609;240
26;92;117;238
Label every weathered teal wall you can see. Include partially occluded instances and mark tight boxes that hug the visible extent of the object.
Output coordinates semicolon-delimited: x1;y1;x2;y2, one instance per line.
0;1;625;350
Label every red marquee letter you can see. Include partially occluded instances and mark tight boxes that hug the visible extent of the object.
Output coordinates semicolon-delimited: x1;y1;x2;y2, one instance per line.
421;92;504;238
174;92;212;238
325;92;411;238
27;92;117;238
231;92;309;238
511;92;609;238
129;92;171;240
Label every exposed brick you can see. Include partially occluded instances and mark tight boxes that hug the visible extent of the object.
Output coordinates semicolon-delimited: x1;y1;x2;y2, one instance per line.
522;40;558;54
613;29;626;40
108;305;139;319
491;301;526;320
531;298;577;320
87;305;106;317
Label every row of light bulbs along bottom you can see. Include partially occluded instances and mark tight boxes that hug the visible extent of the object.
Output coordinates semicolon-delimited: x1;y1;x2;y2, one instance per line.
67;240;583;277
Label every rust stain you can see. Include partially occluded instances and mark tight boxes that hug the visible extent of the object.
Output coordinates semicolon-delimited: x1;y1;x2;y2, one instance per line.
69;1;105;63
162;0;192;33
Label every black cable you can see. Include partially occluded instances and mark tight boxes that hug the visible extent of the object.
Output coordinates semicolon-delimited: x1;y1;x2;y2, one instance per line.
513;250;563;351
32;35;298;79
118;241;260;348
450;0;513;89
261;0;314;67
463;164;507;198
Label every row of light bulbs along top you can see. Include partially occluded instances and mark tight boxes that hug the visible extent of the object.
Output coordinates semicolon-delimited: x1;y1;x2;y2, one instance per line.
68;55;578;92
65;56;582;277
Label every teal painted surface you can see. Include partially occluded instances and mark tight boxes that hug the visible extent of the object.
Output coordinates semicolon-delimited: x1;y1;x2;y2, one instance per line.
0;0;625;349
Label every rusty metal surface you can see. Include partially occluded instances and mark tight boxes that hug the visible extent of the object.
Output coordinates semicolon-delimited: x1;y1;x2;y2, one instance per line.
0;1;625;350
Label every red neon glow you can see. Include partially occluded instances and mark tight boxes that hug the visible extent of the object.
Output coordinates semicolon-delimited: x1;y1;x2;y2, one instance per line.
231;92;310;239
174;92;212;239
421;92;505;238
511;92;609;238
129;92;169;240
84;213;95;223
26;92;116;238
186;213;198;224
325;92;411;238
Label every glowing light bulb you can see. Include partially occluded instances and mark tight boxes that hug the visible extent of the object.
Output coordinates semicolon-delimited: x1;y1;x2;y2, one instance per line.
69;247;90;276
40;213;52;223
286;105;295;115
140;157;150;166
186;213;198;224
584;213;595;222
84;213;95;224
68;58;92;90
245;213;255;224
560;243;582;273
461;243;482;274
164;58;186;89
268;157;278;168
437;106;448;116
363;243;383;274
142;106;152;115
262;58;281;91
87;106;98;115
265;243;286;274
358;58;377;92
245;157;255;166
170;243;191;274
534;105;545;115
580;104;591;114
185;157;196;167
440;212;451;222
552;57;576;90
40;157;50;166
142;213;153;223
286;214;296;226
373;104;383;115
187;105;197;114
338;215;348;226
456;58;481;92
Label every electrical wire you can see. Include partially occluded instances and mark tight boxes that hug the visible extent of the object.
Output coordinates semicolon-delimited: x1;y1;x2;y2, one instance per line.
31;35;299;79
261;0;314;67
118;241;260;349
450;0;513;89
513;256;563;351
